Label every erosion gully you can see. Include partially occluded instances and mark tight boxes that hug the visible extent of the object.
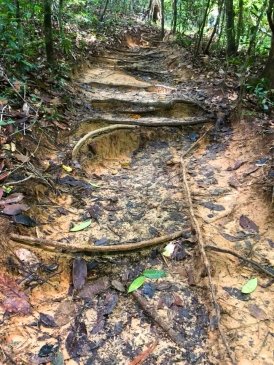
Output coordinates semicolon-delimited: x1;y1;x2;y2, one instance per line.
2;30;273;365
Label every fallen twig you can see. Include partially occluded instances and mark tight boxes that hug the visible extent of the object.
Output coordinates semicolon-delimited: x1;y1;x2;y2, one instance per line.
72;124;138;159
252;331;271;360
132;291;183;346
4;174;34;186
10;229;189;254
180;156;236;365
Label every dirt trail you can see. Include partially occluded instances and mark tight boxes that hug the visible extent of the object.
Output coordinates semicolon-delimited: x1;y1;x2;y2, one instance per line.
1;30;273;365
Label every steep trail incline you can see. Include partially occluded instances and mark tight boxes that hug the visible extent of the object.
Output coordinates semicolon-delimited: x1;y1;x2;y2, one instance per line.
2;28;273;365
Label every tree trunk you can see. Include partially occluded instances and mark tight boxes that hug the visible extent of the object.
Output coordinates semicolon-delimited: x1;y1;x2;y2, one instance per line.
58;0;64;34
236;0;243;49
43;0;54;66
161;0;164;39
217;5;226;48
100;0;110;21
145;0;153;20
225;0;237;55
172;0;178;34
204;0;224;54
262;0;274;87
195;0;211;56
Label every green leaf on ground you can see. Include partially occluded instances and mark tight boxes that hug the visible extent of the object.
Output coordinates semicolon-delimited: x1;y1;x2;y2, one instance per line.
143;269;166;279
0;119;15;127
241;278;258;294
128;276;145;293
2;185;14;194
51;351;64;365
70;219;92;232
89;182;100;188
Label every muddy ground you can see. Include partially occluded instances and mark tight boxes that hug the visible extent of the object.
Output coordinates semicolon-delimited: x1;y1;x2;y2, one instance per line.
0;29;273;365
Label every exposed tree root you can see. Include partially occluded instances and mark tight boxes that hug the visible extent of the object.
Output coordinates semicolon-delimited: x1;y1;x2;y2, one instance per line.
105;47;165;56
10;232;273;278
80;81;151;90
205;245;274;278
72;124;138;159
89;55;140;63
122;66;169;76
80;115;212;127
180;157;236;365
89;97;207;110
10;229;189;254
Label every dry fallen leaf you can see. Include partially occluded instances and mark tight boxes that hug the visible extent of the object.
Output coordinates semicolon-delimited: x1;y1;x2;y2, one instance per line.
2;203;29;216
73;257;87;290
14;153;30;163
0;193;24;206
0;273;31;315
248;304;267;320
78;277;110;298
239;215;259;233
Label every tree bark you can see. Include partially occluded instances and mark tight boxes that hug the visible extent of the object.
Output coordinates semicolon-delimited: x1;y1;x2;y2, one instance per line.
195;0;211;56
172;0;178;34
225;0;237;55
161;0;165;39
262;0;274;87
43;0;54;66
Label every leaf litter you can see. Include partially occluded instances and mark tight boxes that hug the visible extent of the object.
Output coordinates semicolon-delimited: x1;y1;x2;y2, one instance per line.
1;27;273;365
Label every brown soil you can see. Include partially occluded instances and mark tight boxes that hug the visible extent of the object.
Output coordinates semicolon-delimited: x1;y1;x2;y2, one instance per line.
0;28;273;365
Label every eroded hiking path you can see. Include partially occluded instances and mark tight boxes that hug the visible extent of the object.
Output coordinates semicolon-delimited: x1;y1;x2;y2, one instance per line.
2;29;273;365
